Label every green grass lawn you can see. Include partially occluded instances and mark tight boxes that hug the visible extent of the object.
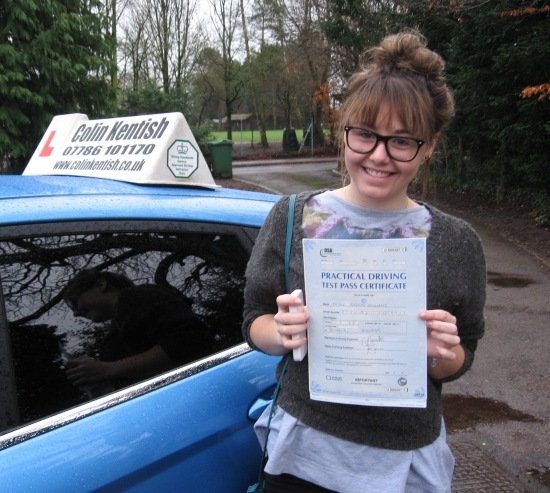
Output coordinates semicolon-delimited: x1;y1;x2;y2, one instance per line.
210;129;304;142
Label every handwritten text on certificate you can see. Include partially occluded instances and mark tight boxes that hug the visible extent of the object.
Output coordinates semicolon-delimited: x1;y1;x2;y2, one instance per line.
303;238;427;408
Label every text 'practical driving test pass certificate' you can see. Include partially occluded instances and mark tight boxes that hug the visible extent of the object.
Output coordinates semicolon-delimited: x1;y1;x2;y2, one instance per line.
303;238;427;408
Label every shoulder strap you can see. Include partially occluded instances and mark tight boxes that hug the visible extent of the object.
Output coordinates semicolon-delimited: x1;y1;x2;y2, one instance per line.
284;194;297;294
247;195;296;493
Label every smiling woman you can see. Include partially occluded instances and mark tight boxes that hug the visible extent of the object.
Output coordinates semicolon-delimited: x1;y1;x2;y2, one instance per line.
341;107;436;210
242;32;486;493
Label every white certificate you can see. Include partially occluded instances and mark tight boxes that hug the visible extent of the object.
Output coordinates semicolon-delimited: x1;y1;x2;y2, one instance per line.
303;238;427;408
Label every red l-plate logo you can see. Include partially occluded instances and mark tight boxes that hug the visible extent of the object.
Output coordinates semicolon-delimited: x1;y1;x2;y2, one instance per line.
39;131;56;157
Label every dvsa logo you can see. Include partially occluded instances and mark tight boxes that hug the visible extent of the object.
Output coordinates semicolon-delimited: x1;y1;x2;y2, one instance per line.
320;248;332;257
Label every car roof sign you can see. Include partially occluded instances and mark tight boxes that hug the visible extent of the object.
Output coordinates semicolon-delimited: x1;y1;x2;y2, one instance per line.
23;113;219;189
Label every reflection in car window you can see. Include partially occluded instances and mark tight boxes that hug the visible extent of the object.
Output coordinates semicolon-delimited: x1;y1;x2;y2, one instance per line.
0;226;250;432
62;269;215;397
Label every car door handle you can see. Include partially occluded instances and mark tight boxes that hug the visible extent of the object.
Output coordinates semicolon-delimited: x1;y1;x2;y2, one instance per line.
248;397;272;420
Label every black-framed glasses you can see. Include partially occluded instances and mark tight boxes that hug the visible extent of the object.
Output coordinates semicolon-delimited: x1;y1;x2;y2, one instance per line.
344;126;424;162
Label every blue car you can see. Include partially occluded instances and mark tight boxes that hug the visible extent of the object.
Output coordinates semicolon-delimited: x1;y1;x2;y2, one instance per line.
0;171;280;492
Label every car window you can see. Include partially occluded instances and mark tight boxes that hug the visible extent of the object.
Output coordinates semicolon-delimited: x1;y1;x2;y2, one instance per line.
0;220;256;434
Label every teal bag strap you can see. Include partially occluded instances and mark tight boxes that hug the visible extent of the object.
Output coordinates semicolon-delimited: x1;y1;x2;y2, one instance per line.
247;194;297;493
284;194;297;294
247;356;290;493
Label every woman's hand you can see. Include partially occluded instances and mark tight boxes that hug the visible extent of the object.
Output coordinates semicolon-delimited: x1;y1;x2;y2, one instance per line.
420;309;464;379
420;309;459;360
250;293;309;355
65;356;112;386
273;293;309;351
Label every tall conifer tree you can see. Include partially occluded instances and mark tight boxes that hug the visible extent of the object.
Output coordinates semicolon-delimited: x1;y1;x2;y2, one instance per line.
1;0;113;172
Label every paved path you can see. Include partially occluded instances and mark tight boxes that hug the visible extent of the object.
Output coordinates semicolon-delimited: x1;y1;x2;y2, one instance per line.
234;161;550;493
233;160;341;195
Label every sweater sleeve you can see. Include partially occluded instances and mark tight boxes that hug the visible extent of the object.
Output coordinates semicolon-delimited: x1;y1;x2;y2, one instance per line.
429;214;487;384
242;195;291;352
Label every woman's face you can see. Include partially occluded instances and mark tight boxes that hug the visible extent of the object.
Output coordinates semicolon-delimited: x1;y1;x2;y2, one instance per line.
72;281;116;323
344;106;436;210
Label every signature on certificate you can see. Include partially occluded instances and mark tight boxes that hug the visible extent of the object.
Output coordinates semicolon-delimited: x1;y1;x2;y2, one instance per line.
361;335;384;354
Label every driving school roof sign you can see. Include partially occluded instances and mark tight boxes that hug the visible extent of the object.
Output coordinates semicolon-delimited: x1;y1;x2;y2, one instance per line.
24;112;218;188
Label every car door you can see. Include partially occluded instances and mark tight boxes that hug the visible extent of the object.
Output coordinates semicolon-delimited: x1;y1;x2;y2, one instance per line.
0;219;279;492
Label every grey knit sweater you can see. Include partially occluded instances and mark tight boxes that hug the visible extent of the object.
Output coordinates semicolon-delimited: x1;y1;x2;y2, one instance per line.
243;191;486;451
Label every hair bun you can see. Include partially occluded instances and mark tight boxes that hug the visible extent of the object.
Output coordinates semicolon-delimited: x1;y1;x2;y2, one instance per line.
369;32;445;81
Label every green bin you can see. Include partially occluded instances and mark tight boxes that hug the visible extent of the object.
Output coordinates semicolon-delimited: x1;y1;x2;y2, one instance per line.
207;139;233;178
